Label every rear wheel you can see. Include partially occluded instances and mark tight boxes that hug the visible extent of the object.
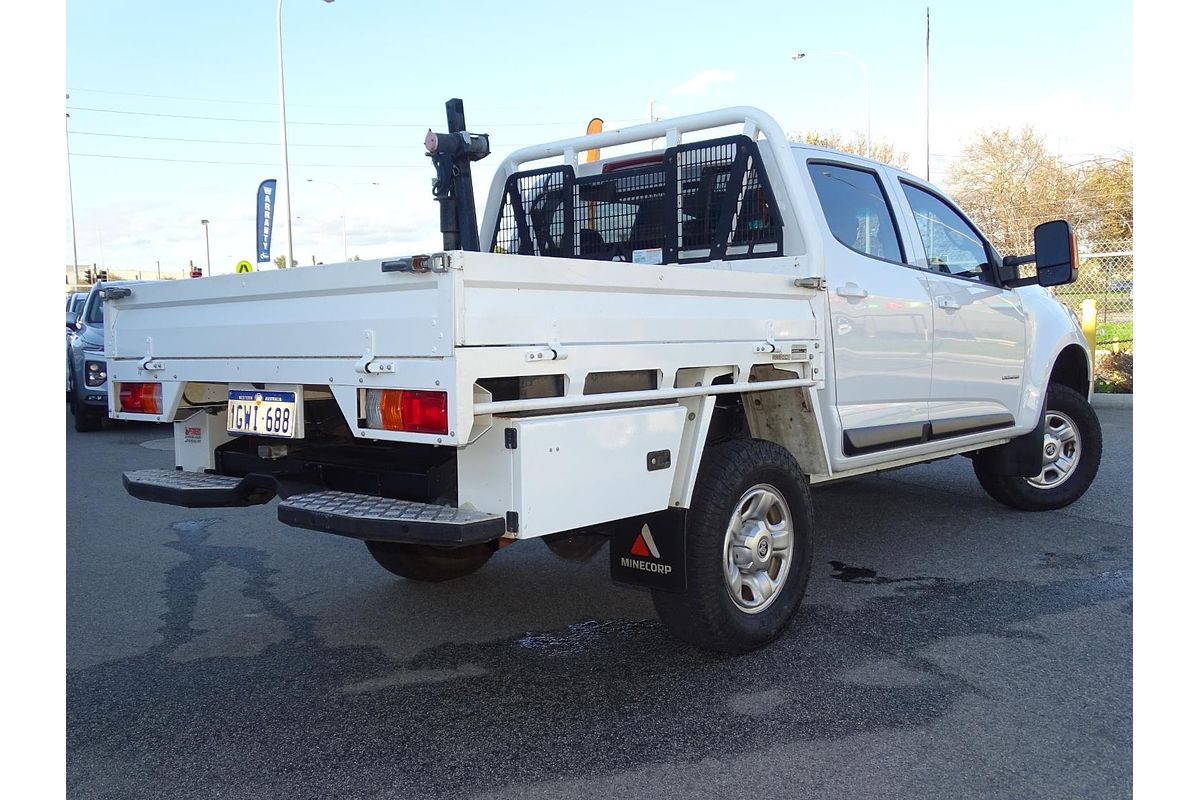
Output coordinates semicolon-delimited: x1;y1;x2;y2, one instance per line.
364;540;496;582
973;383;1102;511
652;438;814;653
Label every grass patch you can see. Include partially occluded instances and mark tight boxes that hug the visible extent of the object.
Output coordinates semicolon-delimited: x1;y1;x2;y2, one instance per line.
1095;321;1133;346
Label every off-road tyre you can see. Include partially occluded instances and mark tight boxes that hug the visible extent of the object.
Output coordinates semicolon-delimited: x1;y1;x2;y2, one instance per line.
364;540;496;582
973;383;1102;511
652;438;814;653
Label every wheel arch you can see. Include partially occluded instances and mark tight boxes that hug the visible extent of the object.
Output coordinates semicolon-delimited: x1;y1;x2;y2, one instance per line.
1014;287;1093;430
671;384;832;509
1049;343;1092;398
739;385;832;478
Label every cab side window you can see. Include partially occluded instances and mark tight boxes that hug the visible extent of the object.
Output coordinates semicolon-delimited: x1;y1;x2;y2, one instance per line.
900;183;991;281
807;162;904;263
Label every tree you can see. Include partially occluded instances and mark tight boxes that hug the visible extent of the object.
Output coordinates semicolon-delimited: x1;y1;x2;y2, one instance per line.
788;131;909;170
944;128;1131;255
273;255;297;268
1079;152;1133;242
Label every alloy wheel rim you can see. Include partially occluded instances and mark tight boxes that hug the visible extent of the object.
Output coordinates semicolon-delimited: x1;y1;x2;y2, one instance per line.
723;484;794;614
1026;410;1082;490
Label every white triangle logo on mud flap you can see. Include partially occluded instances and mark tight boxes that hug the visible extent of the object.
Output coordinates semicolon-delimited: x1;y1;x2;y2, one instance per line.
630;524;661;559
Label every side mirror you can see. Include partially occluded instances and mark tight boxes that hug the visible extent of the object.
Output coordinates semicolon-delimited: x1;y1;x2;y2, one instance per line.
1034;220;1078;287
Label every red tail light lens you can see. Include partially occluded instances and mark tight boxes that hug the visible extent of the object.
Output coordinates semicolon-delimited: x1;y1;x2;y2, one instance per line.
119;382;162;414
365;389;448;434
400;390;448;434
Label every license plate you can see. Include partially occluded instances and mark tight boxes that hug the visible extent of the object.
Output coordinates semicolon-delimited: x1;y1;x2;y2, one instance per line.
227;390;298;438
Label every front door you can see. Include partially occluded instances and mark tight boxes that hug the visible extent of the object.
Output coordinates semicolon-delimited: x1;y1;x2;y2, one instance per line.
895;181;1027;437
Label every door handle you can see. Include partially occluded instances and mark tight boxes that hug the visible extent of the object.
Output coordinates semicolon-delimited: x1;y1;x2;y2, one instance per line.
935;296;961;310
836;284;869;299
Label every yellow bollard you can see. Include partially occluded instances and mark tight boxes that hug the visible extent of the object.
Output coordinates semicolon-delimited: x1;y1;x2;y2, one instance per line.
1081;299;1098;366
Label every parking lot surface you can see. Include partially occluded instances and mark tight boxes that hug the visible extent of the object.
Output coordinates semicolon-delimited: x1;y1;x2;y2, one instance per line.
67;408;1132;799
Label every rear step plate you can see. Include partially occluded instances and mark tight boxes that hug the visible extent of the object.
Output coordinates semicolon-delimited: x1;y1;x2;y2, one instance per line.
123;469;273;508
278;491;505;546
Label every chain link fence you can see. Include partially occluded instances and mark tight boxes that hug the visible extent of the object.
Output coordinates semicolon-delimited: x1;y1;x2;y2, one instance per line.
1050;237;1133;350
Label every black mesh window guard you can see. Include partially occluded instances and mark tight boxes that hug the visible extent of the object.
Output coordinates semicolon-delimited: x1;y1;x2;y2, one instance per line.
490;135;783;265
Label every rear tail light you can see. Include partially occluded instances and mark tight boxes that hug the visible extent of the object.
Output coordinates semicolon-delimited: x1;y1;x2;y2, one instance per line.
365;389;448;434
119;382;162;414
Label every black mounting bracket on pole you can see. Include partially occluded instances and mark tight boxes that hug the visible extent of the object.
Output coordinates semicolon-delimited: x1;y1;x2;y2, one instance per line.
425;98;490;252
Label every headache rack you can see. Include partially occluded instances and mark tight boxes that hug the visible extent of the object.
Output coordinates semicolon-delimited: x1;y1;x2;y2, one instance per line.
483;107;804;267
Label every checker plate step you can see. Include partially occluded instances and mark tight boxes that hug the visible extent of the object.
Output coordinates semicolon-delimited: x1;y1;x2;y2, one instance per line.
123;468;271;508
278;490;506;546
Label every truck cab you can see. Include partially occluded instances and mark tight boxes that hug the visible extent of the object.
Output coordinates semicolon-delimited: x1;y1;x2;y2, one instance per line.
108;105;1099;653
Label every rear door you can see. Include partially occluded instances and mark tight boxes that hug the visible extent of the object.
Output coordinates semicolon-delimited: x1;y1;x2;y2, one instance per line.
806;161;933;460
892;180;1027;435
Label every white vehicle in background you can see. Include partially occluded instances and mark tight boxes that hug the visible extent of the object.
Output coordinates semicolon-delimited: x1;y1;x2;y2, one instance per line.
105;103;1099;653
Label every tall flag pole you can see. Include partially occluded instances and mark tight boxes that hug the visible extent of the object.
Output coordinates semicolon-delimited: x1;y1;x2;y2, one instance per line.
924;6;931;181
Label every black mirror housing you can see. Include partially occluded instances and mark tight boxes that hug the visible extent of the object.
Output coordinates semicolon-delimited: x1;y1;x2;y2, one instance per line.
994;261;1018;285
1034;220;1078;287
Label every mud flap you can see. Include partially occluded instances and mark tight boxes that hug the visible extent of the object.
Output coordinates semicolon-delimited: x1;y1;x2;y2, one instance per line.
974;396;1048;477
609;508;687;593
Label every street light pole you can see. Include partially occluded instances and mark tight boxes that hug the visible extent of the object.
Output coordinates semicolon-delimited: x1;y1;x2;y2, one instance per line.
792;51;871;160
66;98;80;288
305;178;346;261
201;219;211;275
276;0;295;271
276;0;336;270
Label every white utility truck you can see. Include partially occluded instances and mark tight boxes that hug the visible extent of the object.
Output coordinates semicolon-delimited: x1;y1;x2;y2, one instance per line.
109;102;1100;652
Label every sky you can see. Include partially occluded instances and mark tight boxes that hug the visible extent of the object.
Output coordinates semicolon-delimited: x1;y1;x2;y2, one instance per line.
64;0;1133;276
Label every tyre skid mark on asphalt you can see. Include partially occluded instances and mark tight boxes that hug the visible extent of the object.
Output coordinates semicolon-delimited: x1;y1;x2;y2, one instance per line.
67;534;1133;800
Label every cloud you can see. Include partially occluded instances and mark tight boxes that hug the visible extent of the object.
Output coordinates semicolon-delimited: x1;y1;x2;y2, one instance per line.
669;69;736;97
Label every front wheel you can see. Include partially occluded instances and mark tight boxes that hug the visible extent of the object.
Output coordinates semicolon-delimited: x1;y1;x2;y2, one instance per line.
73;405;103;433
973;383;1102;511
652;438;814;653
364;540;496;582
69;365;103;433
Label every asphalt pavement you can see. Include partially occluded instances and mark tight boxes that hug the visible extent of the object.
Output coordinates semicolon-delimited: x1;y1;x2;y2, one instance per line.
66;407;1132;799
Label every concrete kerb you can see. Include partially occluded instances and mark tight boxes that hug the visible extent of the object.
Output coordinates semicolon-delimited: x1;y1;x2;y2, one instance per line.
1091;393;1132;409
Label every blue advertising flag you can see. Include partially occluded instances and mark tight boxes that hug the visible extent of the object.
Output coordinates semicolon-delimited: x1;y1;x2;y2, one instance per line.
256;179;277;263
